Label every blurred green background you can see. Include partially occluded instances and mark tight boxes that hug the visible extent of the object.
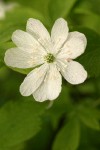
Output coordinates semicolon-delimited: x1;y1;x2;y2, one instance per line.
0;0;100;150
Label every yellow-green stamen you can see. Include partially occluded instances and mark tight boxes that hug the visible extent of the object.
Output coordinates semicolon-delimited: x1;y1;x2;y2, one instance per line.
44;53;55;63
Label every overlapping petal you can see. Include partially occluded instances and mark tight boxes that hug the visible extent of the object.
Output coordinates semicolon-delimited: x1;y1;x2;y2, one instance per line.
12;30;46;54
57;32;87;59
59;60;87;84
26;18;51;52
4;48;44;68
51;18;69;54
33;64;62;101
20;64;48;96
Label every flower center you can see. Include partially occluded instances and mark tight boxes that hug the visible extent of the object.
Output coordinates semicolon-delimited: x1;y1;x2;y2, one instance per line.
44;53;55;63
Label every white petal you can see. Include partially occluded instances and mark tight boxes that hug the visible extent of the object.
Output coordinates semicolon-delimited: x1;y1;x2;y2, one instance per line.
51;18;69;54
58;31;87;59
20;64;48;96
60;61;87;84
33;64;62;102
46;64;62;100
12;30;46;54
33;80;48;102
4;48;44;68
26;18;51;52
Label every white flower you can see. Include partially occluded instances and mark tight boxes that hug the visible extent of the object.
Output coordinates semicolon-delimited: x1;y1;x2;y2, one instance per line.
4;18;87;102
0;1;18;20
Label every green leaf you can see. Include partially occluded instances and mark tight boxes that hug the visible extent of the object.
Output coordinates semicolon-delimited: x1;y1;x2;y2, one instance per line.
53;118;80;150
0;98;46;148
0;24;25;44
74;0;100;16
78;106;100;130
71;0;100;33
78;48;100;77
5;7;44;25
0;7;44;44
11;67;33;75
25;118;54;150
47;86;73;129
71;12;100;34
49;0;78;21
8;0;50;18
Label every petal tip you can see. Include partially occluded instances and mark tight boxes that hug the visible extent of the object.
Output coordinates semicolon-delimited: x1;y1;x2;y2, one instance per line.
19;84;30;97
11;29;21;41
4;49;12;67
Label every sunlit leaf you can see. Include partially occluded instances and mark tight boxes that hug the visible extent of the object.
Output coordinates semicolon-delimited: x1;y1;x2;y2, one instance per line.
7;0;50;18
0;7;44;44
49;0;78;21
0;98;46;148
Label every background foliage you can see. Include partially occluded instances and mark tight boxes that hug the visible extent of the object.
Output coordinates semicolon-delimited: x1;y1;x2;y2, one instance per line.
0;0;100;150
